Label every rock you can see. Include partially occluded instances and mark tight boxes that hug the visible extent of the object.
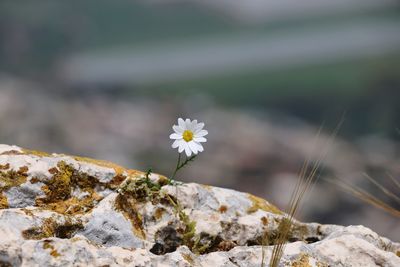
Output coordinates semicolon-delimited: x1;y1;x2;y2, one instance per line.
0;144;399;266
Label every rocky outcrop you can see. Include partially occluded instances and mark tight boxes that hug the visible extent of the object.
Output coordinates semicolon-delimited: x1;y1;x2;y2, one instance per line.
0;144;399;266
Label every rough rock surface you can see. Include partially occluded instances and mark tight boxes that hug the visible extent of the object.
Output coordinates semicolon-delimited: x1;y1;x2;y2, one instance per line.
0;144;399;267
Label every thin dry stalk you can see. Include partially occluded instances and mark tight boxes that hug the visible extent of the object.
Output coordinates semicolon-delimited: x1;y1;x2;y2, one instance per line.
363;173;400;204
327;176;400;218
387;172;400;191
267;118;343;267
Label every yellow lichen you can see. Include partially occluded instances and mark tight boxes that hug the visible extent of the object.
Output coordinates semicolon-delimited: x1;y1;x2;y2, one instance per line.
41;195;101;215
115;194;146;239
0;166;29;201
200;184;213;191
246;194;283;215
22;217;58;240
154;207;165;220
22;217;83;240
0;163;10;170
36;161;104;215
0;193;8;209
74;155;141;177
316;261;329;267
22;149;51;157
291;253;312;267
43;240;61;258
0;150;23;156
181;253;195;265
21;146;140;179
21;208;34;216
290;223;310;241
261;216;268;226
37;161;73;204
109;174;128;188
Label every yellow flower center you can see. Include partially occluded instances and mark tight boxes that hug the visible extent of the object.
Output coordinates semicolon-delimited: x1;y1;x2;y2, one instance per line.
182;130;194;142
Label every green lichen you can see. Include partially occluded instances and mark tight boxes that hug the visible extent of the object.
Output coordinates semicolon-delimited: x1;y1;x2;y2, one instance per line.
165;194;214;255
179;210;197;248
118;171;162;203
191;234;217;255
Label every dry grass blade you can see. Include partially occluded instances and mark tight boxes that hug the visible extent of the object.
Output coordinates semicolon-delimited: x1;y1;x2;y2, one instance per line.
268;126;321;267
363;173;400;204
387;172;400;191
326;177;400;218
267;117;343;267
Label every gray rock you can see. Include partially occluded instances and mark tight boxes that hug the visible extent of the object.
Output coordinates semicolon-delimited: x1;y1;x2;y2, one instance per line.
0;144;399;266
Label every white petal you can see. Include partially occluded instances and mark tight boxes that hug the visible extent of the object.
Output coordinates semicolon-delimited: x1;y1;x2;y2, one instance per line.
192;141;204;153
188;141;198;154
178;142;185;153
169;133;182;140
196;143;204;152
184;144;192;157
178;118;185;129
194;122;204;132
173;125;183;134
172;140;181;149
196;130;208;137
190;120;198;130
194;136;206;143
185;119;192;130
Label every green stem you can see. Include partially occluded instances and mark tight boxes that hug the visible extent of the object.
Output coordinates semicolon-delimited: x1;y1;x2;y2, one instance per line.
171;153;181;181
177;155;197;171
145;168;152;183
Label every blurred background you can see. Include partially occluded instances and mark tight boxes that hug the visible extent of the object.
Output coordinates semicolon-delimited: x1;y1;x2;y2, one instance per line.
0;1;399;240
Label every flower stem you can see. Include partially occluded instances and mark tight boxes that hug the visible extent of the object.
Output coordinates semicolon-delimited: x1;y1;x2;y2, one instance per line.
171;153;181;181
170;154;197;181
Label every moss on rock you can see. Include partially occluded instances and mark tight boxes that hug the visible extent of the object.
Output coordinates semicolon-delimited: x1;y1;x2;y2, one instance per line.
0;166;29;209
36;161;106;215
22;217;83;240
0;166;29;192
115;193;146;239
39;162;74;204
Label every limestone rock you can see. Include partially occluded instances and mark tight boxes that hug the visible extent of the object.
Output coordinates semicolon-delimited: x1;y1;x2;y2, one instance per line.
0;144;399;266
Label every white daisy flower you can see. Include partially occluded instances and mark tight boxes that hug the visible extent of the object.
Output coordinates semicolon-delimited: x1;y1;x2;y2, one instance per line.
170;118;208;157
